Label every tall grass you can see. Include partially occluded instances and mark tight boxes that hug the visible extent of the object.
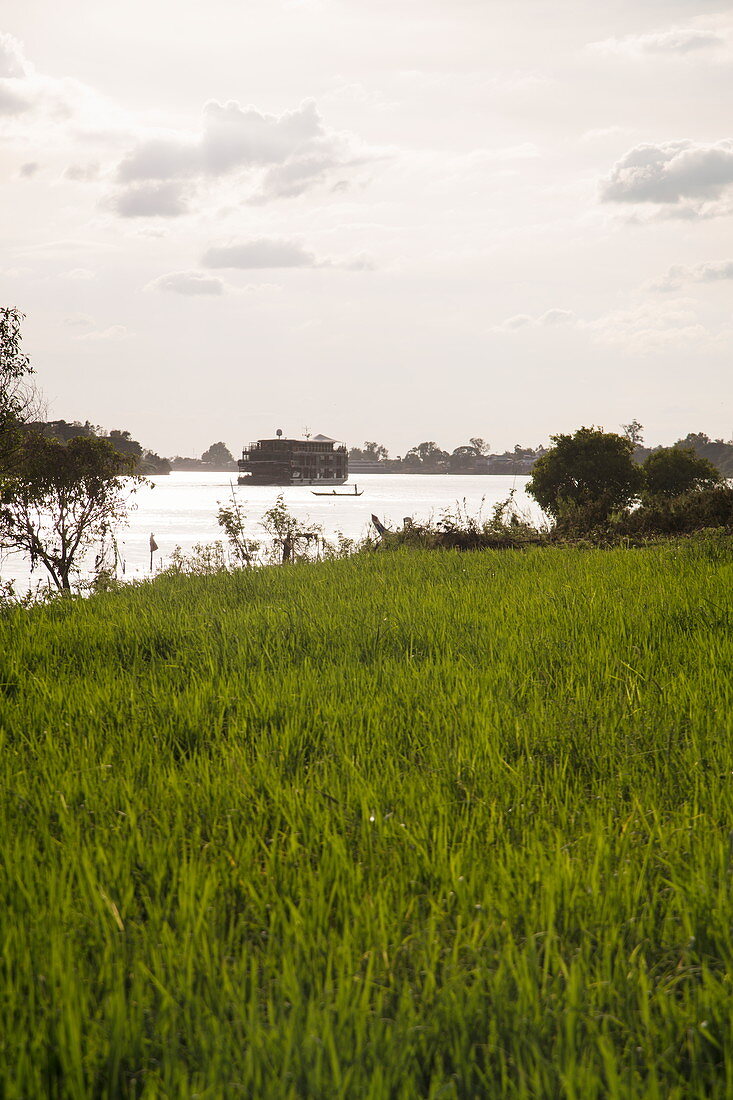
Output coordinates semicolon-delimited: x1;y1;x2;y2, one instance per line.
1;539;733;1097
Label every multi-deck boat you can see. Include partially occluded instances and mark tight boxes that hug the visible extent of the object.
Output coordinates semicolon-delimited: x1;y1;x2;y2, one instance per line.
237;431;349;486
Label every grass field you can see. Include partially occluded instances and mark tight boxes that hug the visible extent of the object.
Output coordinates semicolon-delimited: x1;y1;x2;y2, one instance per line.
2;539;733;1098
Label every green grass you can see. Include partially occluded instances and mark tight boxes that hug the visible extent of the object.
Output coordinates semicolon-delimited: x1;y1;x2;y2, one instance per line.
2;539;733;1098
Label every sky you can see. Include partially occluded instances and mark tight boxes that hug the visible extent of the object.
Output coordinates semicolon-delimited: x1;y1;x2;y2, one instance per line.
1;0;732;459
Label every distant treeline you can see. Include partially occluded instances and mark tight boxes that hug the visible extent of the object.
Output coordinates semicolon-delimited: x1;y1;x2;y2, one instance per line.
29;421;172;474
349;438;543;473
349;432;733;476
29;424;240;474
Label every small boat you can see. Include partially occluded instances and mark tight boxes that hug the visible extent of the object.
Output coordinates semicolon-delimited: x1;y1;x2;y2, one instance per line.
311;483;364;497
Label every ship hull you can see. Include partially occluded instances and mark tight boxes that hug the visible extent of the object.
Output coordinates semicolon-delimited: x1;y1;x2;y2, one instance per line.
237;474;348;486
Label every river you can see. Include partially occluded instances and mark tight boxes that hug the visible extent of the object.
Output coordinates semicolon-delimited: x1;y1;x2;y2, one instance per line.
0;472;542;589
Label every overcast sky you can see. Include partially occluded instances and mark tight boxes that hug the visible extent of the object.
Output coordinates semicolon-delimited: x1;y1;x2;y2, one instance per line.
1;0;732;457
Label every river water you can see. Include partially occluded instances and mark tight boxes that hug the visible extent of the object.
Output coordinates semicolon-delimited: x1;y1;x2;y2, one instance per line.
1;472;542;589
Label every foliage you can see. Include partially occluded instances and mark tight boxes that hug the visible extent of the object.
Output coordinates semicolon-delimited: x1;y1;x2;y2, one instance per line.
0;435;141;590
616;484;733;536
642;445;722;499
201;441;235;465
403;440;450;468
469;436;490;455
2;542;733;1096
378;493;546;551
527;425;643;527
216;490;259;566
621;418;644;445
349;441;389;461
0;307;36;476
260;492;321;563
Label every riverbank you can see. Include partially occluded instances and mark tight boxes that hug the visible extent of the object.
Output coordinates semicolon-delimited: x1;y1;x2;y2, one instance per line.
2;539;733;1096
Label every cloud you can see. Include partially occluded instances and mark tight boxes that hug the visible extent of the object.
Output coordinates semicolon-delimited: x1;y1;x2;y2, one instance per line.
76;324;130;342
60;268;95;280
111;97;360;212
590;26;726;57
201;238;321;269
601;140;733;213
64;163;100;182
0;83;28;115
19;161;39;177
496;309;577;332
112;181;190;218
148;271;226;295
495;299;716;354
650;258;733;290
584;298;709;353
0;32;27;78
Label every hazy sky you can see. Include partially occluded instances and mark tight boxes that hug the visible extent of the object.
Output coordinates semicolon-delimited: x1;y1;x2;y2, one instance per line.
1;0;732;458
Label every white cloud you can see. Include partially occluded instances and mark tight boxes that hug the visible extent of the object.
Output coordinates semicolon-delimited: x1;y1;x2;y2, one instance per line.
495;298;718;355
60;268;95;280
111;97;362;212
64;163;100;182
112;181;190;218
590;26;726;57
495;309;577;332
148;271;226;295
19;161;39;177
601;140;733;213
584;298;708;353
0;83;28;114
76;324;130;342
0;32;28;78
650;258;733;290
201;238;321;269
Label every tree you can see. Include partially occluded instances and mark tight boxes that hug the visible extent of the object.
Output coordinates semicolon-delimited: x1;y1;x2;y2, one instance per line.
404;441;449;467
0;307;37;476
201;441;234;466
0;435;141;590
349;441;389;461
260;493;318;564
363;441;389;460
107;429;143;460
469;437;490;456
527;426;643;525
642;446;721;499
622;419;644;445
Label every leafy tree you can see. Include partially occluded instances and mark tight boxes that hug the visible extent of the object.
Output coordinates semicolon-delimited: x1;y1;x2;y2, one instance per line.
260;493;318;564
201;441;234;465
217;492;259;566
107;429;143;460
622;419;644;445
363;441;389;460
469;437;490;456
527;426;643;525
0;435;141;590
349;441;389;461
404;441;449;467
0;307;37;476
642;446;721;499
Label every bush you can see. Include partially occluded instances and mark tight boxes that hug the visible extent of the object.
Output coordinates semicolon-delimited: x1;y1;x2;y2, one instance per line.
527;427;643;528
642;446;721;499
616;485;733;536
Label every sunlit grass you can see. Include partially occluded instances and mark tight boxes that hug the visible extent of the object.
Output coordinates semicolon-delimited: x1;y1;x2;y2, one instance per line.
2;539;733;1097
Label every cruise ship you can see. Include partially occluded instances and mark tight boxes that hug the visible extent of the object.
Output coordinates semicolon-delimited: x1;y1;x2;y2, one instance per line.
237;431;349;486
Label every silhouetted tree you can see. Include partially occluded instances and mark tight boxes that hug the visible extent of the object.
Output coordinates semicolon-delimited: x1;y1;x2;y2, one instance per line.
622;419;644;445
404;441;450;467
201;441;234;465
469;437;490;456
